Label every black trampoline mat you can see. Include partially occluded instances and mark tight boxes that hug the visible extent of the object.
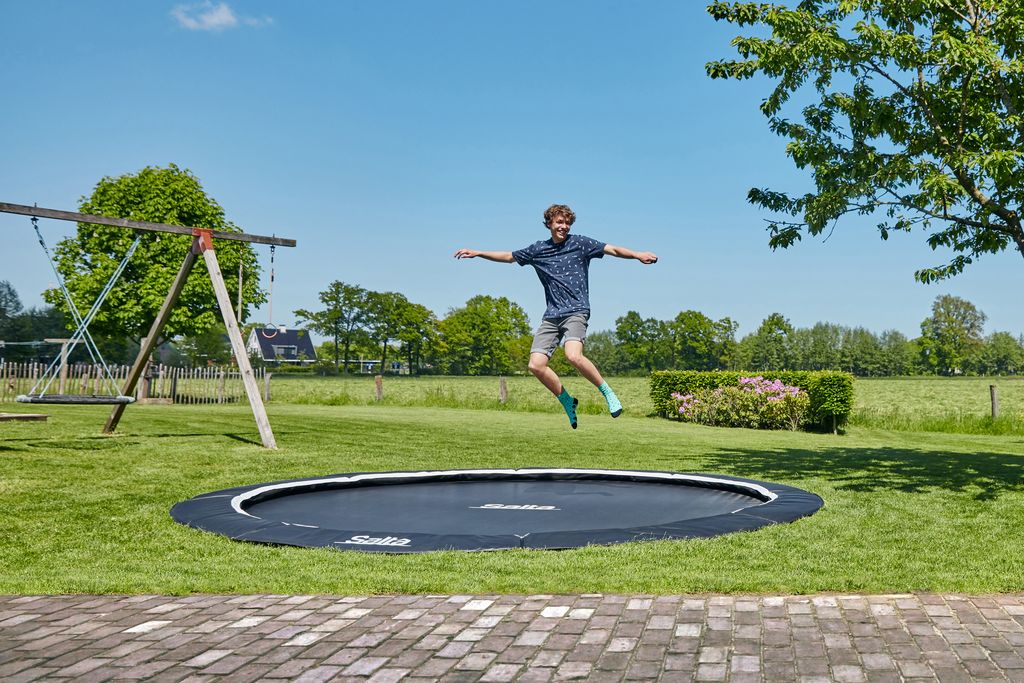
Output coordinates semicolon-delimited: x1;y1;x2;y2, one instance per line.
171;468;824;552
246;479;760;535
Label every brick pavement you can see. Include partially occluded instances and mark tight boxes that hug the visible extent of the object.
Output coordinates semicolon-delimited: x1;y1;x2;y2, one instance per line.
2;593;1024;682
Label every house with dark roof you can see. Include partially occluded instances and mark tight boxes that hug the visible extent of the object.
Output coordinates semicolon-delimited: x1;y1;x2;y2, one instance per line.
245;328;317;365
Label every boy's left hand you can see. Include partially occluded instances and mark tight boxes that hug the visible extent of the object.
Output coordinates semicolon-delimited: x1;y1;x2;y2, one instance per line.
637;252;658;264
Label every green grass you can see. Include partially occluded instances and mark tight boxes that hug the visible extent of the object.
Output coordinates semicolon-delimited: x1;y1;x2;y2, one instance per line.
1;401;1023;595
851;376;1024;434
268;374;656;416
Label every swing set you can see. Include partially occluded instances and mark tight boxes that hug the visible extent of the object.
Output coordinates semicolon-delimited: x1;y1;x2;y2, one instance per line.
0;201;296;449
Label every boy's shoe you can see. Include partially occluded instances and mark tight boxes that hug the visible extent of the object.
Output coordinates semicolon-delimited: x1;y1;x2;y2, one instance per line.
567;397;579;429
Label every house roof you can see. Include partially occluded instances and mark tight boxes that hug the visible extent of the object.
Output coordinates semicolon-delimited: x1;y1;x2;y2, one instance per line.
247;328;317;361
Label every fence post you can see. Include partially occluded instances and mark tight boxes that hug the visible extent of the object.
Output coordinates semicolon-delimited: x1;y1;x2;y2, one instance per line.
499;376;508;404
375;374;383;401
218;370;227;404
264;371;272;403
990;384;999;419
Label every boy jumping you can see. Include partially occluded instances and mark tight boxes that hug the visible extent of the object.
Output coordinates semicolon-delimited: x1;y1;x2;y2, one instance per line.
454;204;657;428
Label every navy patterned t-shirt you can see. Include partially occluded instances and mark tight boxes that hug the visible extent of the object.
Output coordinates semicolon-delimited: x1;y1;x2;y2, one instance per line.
512;234;607;319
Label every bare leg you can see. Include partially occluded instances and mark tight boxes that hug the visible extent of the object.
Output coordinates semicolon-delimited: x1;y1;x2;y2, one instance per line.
528;352;563;395
565;340;622;417
530;351;578;428
563;340;605;387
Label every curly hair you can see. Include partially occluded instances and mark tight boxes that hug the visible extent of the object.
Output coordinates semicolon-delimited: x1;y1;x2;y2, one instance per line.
543;204;576;228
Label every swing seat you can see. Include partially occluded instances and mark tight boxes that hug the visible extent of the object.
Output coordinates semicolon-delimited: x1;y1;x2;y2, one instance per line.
16;394;136;405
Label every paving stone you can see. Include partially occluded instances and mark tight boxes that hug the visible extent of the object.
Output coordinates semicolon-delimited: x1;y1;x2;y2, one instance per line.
6;594;1024;683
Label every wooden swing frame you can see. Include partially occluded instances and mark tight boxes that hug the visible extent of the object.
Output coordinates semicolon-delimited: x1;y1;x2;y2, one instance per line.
0;201;296;449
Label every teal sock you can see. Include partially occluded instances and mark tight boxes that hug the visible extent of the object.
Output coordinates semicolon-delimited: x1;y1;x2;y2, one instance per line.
598;382;623;417
557;388;578;429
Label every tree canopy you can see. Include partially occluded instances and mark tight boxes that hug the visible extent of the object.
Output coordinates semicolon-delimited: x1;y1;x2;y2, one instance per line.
707;1;1024;281
919;293;986;374
295;281;370;373
0;280;23;320
437;295;531;375
45;164;264;343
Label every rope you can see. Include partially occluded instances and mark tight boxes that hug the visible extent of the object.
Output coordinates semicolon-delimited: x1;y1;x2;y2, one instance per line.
29;217;142;398
260;244;278;339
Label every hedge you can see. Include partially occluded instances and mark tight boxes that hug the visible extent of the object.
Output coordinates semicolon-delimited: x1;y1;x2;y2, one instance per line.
650;370;854;432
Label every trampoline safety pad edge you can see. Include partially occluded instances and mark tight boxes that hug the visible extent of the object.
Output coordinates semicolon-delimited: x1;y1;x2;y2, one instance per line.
170;468;823;553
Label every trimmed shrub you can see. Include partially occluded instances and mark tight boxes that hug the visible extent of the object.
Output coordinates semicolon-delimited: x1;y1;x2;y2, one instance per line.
651;370;853;432
671;377;811;431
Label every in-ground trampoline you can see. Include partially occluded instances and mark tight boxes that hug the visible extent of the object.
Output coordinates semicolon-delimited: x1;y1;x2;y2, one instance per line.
171;468;823;553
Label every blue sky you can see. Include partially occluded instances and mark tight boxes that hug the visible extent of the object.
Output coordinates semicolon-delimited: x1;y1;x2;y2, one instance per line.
1;1;1020;340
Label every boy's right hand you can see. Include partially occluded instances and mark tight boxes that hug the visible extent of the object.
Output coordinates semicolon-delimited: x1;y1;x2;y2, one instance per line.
454;249;478;259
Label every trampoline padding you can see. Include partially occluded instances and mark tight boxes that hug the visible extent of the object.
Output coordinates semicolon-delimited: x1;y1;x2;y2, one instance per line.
171;468;823;553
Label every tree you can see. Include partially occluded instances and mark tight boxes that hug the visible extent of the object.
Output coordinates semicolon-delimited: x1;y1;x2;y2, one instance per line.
615;311;669;372
840;326;883;376
790;322;843;370
0;306;68;362
177;323;232;366
744;312;794;371
919;294;986;375
583;330;631;376
974;331;1024;375
668;310;738;370
0;281;23;320
437;296;530;375
708;2;1024;282
365;291;414;373
45;164;264;344
396;302;438;374
295;281;369;373
878;329;912;376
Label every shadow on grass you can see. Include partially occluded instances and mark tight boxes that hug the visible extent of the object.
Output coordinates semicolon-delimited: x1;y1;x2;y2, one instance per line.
702;446;1024;501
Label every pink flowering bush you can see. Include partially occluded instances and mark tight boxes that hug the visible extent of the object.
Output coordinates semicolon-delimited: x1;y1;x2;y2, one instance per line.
671;376;810;430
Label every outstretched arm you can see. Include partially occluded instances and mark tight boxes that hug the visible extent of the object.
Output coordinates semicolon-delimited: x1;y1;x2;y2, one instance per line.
603;244;658;264
454;249;516;263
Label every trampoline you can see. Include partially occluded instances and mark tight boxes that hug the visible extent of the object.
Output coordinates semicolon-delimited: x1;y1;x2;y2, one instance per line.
171;468;823;553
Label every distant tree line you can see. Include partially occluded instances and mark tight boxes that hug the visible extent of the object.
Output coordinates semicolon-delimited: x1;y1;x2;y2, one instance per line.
3;277;1022;377
292;282;1023;377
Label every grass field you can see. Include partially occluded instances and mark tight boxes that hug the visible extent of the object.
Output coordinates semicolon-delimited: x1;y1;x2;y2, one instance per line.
266;373;1024;434
851;376;1024;433
2;400;1022;595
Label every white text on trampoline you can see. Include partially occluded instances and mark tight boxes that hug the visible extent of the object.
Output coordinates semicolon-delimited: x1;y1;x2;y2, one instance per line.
470;504;560;511
336;535;412;547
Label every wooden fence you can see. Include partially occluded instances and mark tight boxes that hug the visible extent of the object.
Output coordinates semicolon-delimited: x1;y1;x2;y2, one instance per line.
0;362;269;405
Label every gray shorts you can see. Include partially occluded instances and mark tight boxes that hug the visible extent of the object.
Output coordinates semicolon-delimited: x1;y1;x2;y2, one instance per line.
531;313;590;357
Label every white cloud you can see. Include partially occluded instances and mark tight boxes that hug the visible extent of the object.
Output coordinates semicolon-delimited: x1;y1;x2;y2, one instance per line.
171;2;272;32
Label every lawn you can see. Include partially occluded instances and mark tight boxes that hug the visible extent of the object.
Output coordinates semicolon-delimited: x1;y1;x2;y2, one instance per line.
1;399;1022;595
267;373;656;416
851;376;1024;433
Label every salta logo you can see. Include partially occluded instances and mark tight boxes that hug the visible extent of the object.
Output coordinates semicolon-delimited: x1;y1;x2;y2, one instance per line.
469;503;560;511
336;535;412;547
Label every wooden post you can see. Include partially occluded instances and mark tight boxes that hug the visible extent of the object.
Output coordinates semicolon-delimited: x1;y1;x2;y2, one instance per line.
58;341;69;394
375;375;383;401
499;376;508;404
218;370;226;404
991;384;999;419
198;230;277;449
264;371;272;402
43;338;72;394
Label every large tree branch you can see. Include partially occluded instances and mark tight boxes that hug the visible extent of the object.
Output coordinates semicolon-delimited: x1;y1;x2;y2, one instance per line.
863;59;1019;227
